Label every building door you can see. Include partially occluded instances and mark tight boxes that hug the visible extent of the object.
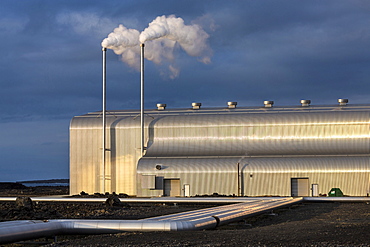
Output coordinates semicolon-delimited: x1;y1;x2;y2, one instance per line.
163;179;181;197
291;178;309;196
184;184;190;197
311;184;319;197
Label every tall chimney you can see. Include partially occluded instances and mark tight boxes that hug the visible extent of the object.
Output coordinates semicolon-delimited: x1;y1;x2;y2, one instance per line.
102;47;107;193
140;43;145;156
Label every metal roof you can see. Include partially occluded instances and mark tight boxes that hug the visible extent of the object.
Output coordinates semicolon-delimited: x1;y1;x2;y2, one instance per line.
74;103;370;119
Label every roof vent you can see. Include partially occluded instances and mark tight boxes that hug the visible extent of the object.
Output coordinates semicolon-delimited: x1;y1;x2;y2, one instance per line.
192;102;201;110
300;99;311;107
338;98;348;106
227;101;237;109
156;103;166;110
263;101;274;108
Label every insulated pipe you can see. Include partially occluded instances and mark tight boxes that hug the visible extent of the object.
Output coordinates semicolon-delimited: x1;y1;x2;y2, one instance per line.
303;197;370;202
102;47;107;193
0;218;218;244
0;198;301;244
1;196;369;203
0;196;288;203
148;198;302;224
212;198;301;226
140;43;145;156
7;198;370;243
0;220;62;244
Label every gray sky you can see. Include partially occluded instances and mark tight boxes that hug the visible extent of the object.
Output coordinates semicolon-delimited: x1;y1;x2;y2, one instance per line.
1;0;370;181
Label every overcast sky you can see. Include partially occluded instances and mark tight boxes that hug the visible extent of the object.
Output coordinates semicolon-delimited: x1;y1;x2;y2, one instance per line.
1;0;370;182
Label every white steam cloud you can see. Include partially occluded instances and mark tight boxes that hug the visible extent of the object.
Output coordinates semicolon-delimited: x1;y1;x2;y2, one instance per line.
101;15;212;78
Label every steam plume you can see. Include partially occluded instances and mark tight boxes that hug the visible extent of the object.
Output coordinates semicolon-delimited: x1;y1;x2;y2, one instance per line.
101;24;140;50
140;15;211;63
101;15;212;78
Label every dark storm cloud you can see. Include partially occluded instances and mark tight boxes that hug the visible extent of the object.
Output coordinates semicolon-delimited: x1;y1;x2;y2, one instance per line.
1;0;370;181
199;1;370;105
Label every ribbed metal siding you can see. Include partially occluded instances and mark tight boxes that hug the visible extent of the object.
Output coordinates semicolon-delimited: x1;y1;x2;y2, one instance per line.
243;156;370;196
145;111;370;157
137;156;370;197
71;106;370;196
111;116;145;195
70;117;104;195
70;114;155;195
137;158;240;197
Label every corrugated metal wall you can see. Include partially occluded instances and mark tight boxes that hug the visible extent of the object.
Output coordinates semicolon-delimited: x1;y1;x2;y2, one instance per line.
145;111;370;156
137;157;240;197
137;156;370;196
138;109;370;197
243;156;370;196
70;117;103;194
109;116;148;195
70;105;370;196
70;114;151;195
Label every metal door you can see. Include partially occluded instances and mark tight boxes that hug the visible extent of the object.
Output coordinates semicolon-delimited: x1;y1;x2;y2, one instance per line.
184;184;190;197
163;179;181;197
291;178;309;196
311;184;319;197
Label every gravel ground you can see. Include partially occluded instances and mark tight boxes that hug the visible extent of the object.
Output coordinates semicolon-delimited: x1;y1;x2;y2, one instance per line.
1;186;370;246
44;202;370;247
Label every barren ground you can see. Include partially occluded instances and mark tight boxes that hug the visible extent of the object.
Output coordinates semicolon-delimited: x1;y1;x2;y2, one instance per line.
0;185;369;246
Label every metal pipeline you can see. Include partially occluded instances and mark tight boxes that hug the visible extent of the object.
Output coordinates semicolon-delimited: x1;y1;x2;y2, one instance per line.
303;197;370;202
0;220;62;244
0;196;287;203
0;197;301;244
1;196;368;203
148;197;302;227
0;218;218;244
0;196;370;204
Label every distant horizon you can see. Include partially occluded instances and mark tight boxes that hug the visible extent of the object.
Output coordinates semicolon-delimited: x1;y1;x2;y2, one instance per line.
1;178;69;183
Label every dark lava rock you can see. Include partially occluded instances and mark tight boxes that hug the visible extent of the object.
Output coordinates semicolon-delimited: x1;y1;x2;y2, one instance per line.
0;182;27;190
105;195;122;207
15;196;34;210
119;193;129;198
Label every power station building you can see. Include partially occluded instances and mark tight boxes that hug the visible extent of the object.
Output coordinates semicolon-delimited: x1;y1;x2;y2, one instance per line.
70;100;370;197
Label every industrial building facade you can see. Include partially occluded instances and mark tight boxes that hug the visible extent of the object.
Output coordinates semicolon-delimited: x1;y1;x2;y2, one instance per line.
70;101;370;197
